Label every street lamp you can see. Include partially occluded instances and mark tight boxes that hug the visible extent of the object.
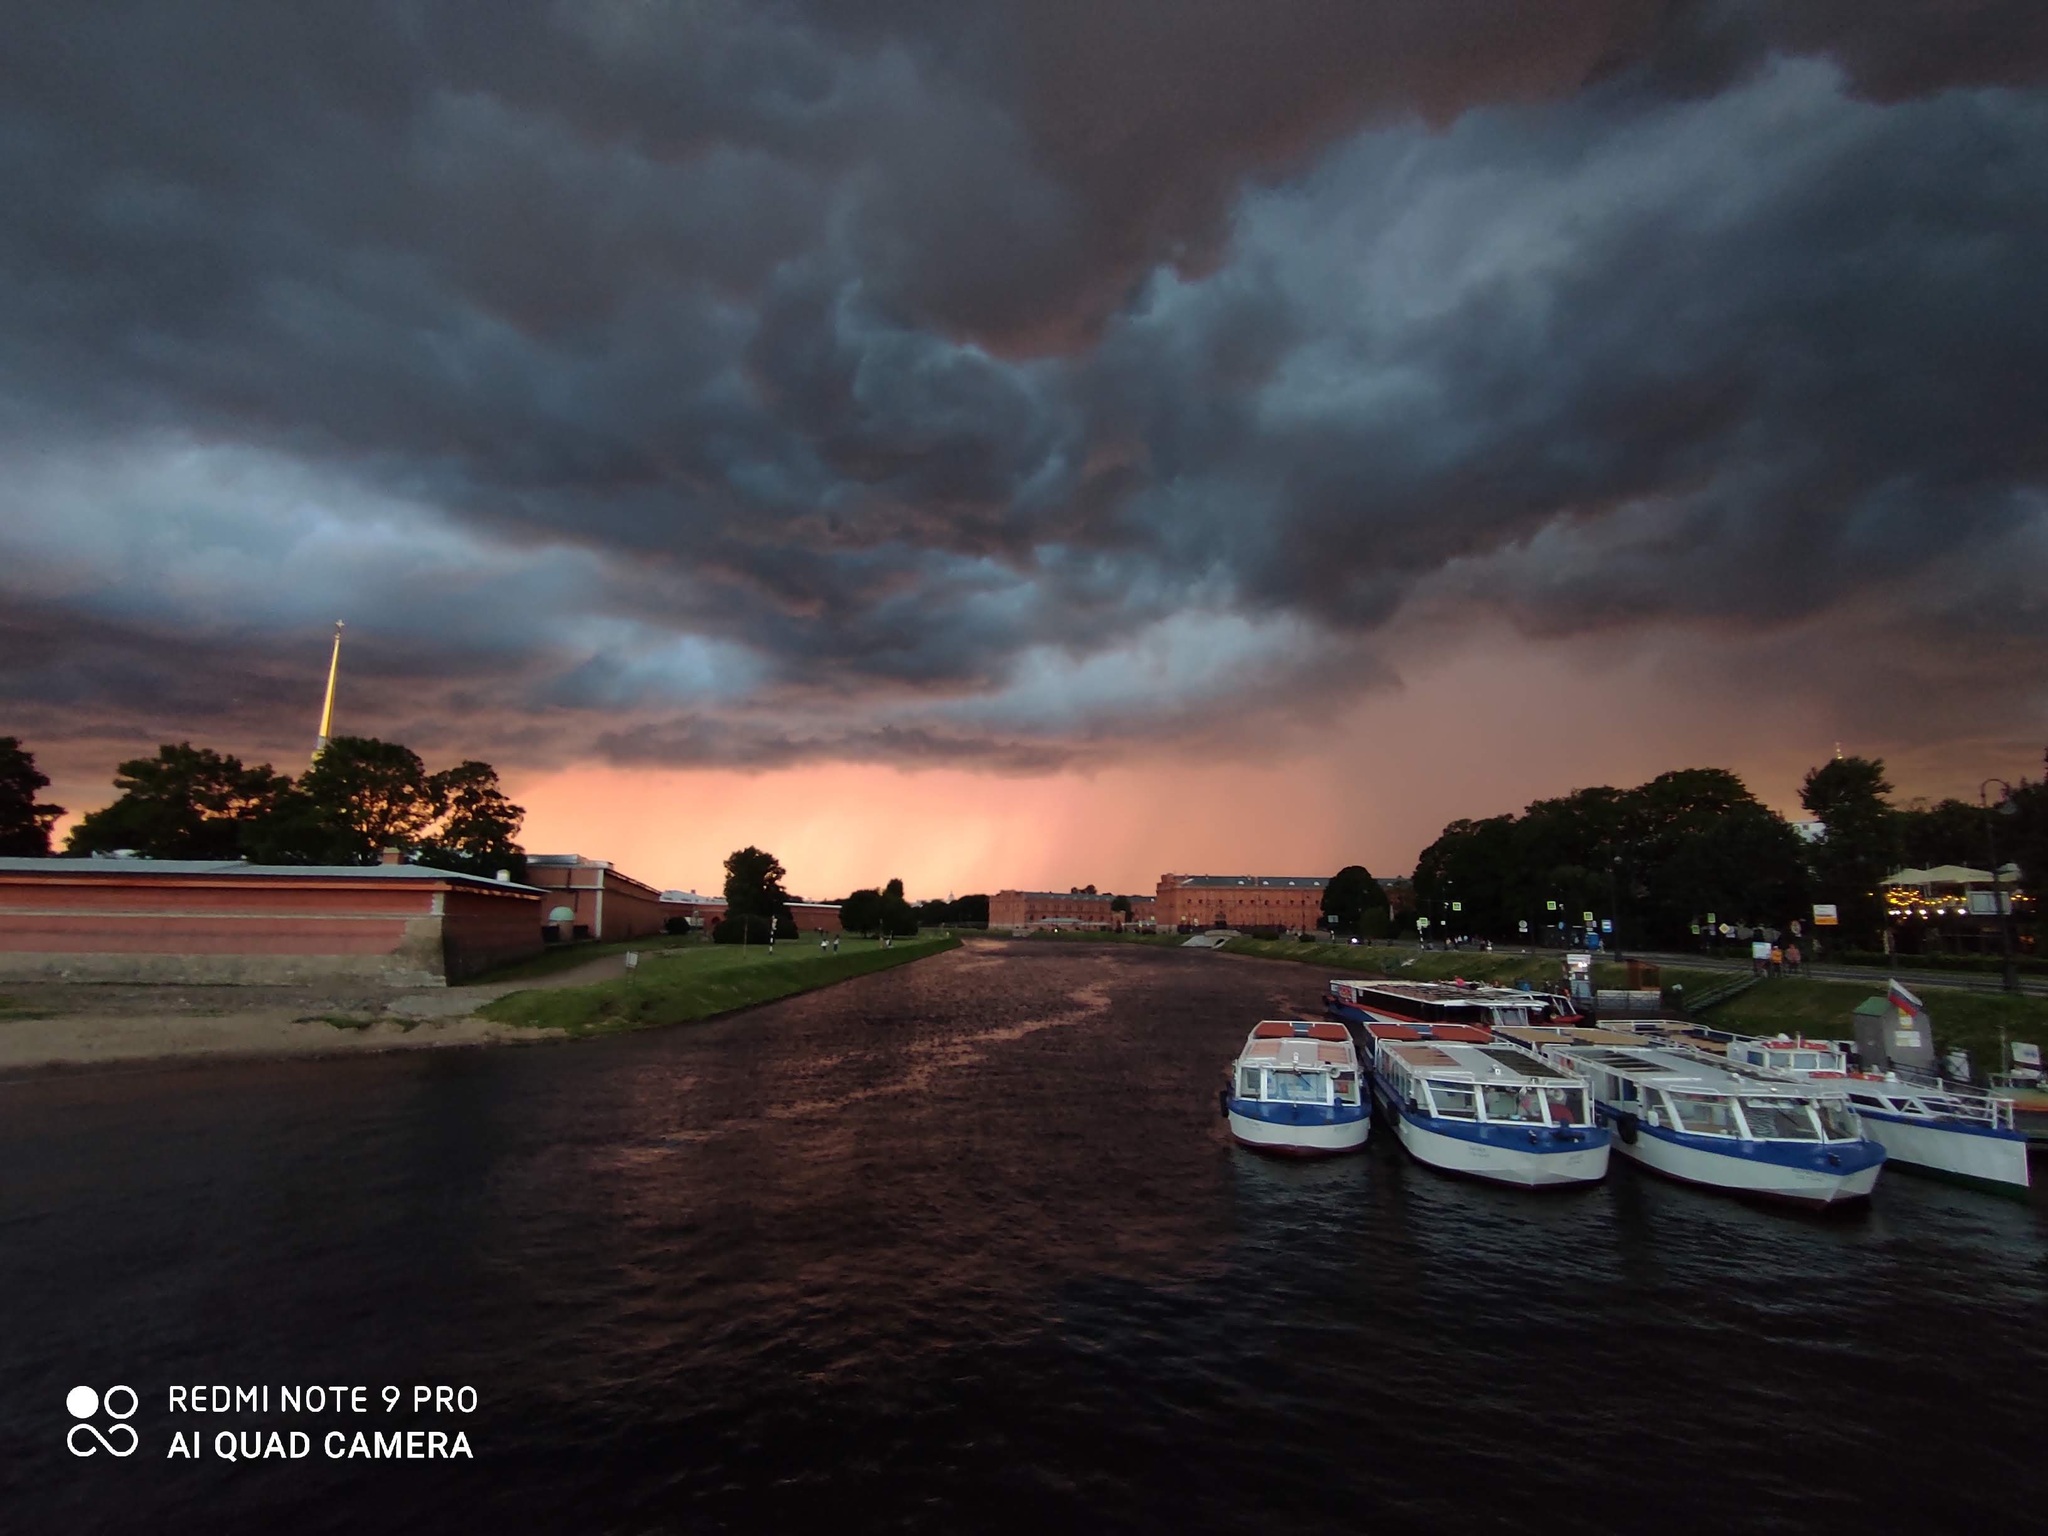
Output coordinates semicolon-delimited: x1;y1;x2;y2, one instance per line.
1979;778;2020;995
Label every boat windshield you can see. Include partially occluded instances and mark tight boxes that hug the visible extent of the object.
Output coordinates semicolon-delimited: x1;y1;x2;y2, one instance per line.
1815;1101;1862;1141
1739;1098;1820;1140
1268;1069;1329;1104
1426;1082;1477;1119
1666;1091;1739;1137
1481;1084;1545;1124
1237;1065;1263;1099
1332;1070;1361;1106
1543;1088;1585;1126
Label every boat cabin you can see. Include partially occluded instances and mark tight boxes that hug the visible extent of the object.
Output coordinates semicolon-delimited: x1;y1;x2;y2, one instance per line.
1233;1021;1363;1108
1545;1044;1864;1144
1368;1026;1592;1127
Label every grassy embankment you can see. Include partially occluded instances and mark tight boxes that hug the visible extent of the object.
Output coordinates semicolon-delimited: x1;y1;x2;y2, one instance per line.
478;934;961;1038
1210;936;2048;1065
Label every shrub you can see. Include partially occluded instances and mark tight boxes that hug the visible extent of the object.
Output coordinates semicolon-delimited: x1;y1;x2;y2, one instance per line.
663;915;693;936
712;914;775;945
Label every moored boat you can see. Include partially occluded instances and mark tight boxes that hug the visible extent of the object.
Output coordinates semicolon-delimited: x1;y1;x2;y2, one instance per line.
1223;1021;1370;1156
1362;1023;1610;1187
1536;1037;1885;1206
1326;978;1582;1034
1722;1035;2030;1194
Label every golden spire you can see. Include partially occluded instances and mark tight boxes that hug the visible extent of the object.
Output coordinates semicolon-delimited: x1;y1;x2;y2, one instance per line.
313;622;344;762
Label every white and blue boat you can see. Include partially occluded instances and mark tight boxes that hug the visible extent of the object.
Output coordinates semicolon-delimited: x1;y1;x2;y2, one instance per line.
1326;979;1583;1034
1361;1023;1610;1187
1537;1038;1885;1206
1223;1021;1370;1156
1721;1035;2030;1195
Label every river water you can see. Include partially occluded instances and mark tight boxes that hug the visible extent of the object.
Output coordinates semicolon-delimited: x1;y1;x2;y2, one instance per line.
4;941;2044;1534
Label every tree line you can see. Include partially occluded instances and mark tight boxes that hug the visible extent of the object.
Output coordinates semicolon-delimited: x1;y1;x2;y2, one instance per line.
1411;757;2047;952
714;846;988;940
0;735;524;877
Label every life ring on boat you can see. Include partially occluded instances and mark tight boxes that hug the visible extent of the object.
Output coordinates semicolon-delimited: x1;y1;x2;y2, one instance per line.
1615;1112;1639;1145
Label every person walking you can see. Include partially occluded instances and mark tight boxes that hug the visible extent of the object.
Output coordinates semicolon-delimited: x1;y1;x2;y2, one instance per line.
1785;941;1802;975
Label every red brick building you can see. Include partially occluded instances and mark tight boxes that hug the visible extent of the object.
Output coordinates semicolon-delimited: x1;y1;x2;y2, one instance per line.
0;857;544;985
988;890;1157;929
526;855;668;943
1155;874;1329;930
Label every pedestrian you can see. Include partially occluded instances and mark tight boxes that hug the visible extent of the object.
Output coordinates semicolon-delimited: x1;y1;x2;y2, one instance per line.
1785;941;1802;975
1769;944;1782;976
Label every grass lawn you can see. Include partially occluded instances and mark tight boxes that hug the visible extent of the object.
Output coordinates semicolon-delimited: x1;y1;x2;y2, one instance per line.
478;935;961;1037
461;930;706;986
1705;976;2048;1068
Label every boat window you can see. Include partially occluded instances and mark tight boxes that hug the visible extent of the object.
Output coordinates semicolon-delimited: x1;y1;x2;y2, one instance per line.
1815;1101;1862;1141
1666;1092;1739;1137
1793;1052;1820;1069
1427;1083;1477;1119
1332;1070;1360;1106
1268;1070;1329;1104
1543;1088;1585;1126
1237;1066;1263;1099
1481;1084;1544;1123
1738;1098;1820;1140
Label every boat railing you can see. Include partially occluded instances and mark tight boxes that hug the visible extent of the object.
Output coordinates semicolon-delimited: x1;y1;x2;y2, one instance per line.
1863;1065;2017;1130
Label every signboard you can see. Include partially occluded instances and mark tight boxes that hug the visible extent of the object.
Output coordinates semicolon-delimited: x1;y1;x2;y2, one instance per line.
1451;901;1462;912
1582;910;1594;923
1751;940;1771;961
1546;900;1557;911
1706;912;1716;926
1518;920;1529;933
1600;919;1612;934
2014;1042;2042;1068
1812;903;1839;926
1719;923;1733;937
1690;924;1700;935
1967;890;2012;915
1416;916;1431;929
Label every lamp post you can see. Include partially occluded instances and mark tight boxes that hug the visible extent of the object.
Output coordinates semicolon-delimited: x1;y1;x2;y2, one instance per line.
1979;777;2019;995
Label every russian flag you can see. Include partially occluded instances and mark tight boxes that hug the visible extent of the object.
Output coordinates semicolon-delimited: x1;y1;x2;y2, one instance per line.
1888;978;1924;1016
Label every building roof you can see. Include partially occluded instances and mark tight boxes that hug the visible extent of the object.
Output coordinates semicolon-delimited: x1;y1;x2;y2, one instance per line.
1166;874;1327;889
0;857;543;894
996;889;1124;900
1882;863;2020;886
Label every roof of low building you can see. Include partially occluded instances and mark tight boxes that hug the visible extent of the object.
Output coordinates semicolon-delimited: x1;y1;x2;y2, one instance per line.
0;857;543;893
1882;863;2020;886
1167;874;1327;889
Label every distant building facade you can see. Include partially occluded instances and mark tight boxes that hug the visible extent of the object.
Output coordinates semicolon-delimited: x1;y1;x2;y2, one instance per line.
657;892;844;933
527;855;667;943
989;890;1157;929
0;857;543;986
1155;874;1329;930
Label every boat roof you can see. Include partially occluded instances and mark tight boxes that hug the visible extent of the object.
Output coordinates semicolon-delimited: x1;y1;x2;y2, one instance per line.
1497;1025;1666;1048
1547;1043;1841;1097
1239;1020;1357;1069
1330;979;1559;1008
1381;1039;1582;1086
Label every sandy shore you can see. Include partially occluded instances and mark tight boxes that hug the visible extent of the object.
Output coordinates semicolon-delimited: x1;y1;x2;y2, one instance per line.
0;962;641;1074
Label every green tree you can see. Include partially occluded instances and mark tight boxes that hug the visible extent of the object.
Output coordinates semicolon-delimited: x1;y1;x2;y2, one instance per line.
723;846;792;927
1320;865;1390;936
838;888;883;935
241;737;438;864
1110;894;1133;925
1801;756;1900;947
65;743;288;859
1895;798;1988;870
417;760;526;878
0;737;63;855
878;876;918;936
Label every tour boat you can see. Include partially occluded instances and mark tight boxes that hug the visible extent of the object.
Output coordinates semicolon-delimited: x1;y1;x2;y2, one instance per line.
1722;1035;2030;1194
1222;1021;1370;1156
1326;979;1583;1034
1536;1038;1886;1206
1361;1023;1610;1187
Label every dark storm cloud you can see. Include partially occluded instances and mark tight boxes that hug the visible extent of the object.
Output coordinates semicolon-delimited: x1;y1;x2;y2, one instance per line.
2;2;2046;782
